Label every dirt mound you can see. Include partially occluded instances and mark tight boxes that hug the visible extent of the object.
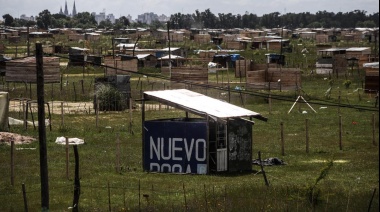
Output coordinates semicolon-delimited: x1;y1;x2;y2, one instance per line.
0;132;36;145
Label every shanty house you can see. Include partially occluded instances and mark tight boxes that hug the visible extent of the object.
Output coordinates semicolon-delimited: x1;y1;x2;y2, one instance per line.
136;54;157;68
142;89;267;174
363;62;379;93
5;57;60;83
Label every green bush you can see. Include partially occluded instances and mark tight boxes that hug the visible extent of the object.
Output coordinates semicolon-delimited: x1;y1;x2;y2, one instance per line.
343;80;352;89
94;83;127;111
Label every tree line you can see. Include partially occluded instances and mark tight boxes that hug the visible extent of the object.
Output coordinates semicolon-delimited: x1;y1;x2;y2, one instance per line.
2;9;379;30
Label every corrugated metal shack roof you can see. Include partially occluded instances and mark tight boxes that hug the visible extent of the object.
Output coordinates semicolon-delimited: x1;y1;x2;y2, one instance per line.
143;89;267;122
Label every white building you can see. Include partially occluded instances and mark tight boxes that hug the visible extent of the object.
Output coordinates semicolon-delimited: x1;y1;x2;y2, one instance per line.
92;11;115;24
137;12;159;24
106;14;115;24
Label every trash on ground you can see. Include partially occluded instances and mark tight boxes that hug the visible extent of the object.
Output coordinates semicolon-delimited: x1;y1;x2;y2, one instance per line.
252;157;287;166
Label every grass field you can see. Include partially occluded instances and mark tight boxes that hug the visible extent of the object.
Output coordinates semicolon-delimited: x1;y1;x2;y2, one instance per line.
1;65;378;211
0;36;379;211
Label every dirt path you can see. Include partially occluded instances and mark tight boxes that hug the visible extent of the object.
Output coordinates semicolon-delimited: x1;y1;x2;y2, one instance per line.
8;100;93;115
0;132;36;145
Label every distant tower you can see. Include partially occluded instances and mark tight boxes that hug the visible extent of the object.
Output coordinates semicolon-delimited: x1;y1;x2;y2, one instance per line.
72;1;77;16
64;1;69;16
59;6;63;15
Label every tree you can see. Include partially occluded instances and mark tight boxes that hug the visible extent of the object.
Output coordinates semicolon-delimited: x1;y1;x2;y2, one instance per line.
119;16;130;27
98;19;113;29
201;9;218;29
150;20;165;30
170;13;193;29
72;12;97;28
36;10;52;29
13;18;36;27
113;16;130;30
356;20;377;28
192;10;203;29
2;14;14;26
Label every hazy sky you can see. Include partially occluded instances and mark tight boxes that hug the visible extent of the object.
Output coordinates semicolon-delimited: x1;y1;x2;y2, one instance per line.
1;0;379;20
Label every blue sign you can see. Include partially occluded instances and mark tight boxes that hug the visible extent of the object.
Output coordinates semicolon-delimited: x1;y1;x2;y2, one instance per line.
143;120;208;174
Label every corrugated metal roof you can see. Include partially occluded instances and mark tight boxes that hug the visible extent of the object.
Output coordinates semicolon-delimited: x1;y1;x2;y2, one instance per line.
158;55;184;60
144;89;267;121
346;47;370;52
161;47;180;51
136;54;154;59
363;62;379;68
318;48;347;52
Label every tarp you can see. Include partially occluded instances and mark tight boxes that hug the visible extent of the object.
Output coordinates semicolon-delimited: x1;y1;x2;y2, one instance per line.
0;92;9;132
55;136;85;145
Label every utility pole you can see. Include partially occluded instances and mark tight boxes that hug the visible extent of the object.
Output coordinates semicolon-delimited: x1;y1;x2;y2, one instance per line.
27;26;30;56
36;43;49;211
167;21;172;78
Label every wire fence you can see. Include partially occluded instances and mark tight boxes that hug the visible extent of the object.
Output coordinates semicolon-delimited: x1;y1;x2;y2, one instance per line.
1;177;378;211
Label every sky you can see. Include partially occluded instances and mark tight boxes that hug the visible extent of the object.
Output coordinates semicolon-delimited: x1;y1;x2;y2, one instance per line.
1;0;379;20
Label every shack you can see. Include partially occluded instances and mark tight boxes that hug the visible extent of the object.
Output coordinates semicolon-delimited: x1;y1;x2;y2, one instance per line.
5;57;60;83
68;47;89;66
363;62;379;93
142;89;267;174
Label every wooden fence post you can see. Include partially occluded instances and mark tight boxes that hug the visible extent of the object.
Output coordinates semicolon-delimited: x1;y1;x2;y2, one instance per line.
23;101;27;130
338;91;341;114
339;115;343;150
129;97;133;135
268;92;272;114
22;183;28;212
183;183;188;210
36;43;49;210
281;122;285;156
115;134;120;173
372;113;377;146
61;102;64;126
204;184;208;212
72;145;80;212
108;181;111;212
258;151;270;186
96;98;99;127
66;137;69;180
138;179;141;211
306;119;309;153
11;140;14;186
73;82;77;102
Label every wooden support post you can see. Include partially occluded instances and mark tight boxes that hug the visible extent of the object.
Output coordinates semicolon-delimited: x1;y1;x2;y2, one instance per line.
36;43;49;211
72;145;80;212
